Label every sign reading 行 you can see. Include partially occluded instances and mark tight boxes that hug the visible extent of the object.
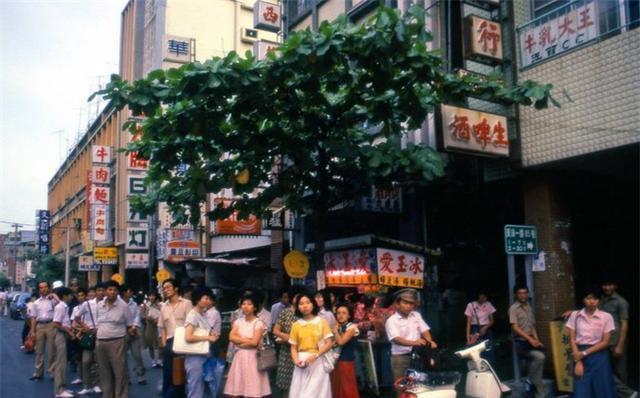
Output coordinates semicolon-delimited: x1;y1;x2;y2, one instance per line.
465;15;503;63
376;248;425;288
163;35;193;64
94;247;118;265
253;1;281;33
519;2;597;68
324;249;378;285
439;104;509;157
78;256;99;272
504;224;538;254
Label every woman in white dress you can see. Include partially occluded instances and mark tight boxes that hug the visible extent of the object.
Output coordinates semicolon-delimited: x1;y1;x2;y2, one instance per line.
289;292;334;398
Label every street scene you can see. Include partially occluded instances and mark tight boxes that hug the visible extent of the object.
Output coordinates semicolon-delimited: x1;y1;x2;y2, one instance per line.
0;1;638;398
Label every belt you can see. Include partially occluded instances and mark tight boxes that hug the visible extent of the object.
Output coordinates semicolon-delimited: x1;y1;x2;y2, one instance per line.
98;336;125;342
37;320;53;324
392;353;411;356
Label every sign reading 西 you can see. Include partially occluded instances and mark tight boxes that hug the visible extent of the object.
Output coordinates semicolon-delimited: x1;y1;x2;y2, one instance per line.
439;105;509;157
504;224;538;255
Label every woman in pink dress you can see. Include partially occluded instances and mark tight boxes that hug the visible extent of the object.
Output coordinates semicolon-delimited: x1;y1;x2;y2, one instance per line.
224;293;271;398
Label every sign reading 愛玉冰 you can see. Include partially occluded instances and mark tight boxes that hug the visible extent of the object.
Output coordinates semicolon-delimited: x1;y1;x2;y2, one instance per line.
324;248;378;285
519;2;597;68
504;224;538;254
440;105;509;157
376;248;425;288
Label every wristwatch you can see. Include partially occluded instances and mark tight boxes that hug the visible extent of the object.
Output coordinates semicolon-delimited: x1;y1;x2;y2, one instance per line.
581;351;588;358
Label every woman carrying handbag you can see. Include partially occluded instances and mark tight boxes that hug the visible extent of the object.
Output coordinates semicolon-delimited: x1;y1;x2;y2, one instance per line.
182;289;219;398
224;293;271;398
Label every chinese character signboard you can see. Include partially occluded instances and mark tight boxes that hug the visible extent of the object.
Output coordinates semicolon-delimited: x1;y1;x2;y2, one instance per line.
127;128;149;170
324;249;378;285
36;210;50;254
78;256;99;272
126;228;149;250
253;40;279;61
167;240;201;263
358;186;403;213
91;165;110;185
163;35;193;64
253;1;281;33
519;2;597;68
549;320;574;392
439;105;509;157
125;253;149;269
213;199;262;235
127;176;147;196
465;15;503;63
127;202;149;223
504;224;538;254
93;247;118;265
91;205;109;241
91;185;110;205
91;145;111;164
376;248;425;288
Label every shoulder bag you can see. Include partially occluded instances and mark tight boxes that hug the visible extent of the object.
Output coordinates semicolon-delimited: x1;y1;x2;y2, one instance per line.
173;313;211;355
78;303;96;350
257;321;278;372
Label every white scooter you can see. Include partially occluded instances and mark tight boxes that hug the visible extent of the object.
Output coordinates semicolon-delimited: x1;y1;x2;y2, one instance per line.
455;340;511;398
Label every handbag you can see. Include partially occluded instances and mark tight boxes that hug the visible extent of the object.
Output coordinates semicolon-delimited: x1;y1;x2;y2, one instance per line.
173;326;210;355
172;355;186;385
257;331;278;372
317;321;339;373
78;302;96;350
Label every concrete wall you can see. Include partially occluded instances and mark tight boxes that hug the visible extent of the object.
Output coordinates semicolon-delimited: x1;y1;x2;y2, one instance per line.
514;0;640;167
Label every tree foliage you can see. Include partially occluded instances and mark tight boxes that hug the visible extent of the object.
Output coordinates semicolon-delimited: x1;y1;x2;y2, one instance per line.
32;254;66;284
92;6;557;262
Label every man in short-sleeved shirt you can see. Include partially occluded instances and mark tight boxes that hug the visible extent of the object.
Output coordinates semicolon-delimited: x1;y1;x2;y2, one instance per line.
385;288;437;395
52;288;74;398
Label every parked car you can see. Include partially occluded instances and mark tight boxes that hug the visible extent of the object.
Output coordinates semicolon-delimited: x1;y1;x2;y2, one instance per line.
10;293;31;320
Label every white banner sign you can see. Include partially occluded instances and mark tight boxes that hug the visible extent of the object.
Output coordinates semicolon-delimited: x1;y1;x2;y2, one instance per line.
78;255;99;272
127;175;147;196
440;104;509;157
91;205;109;241
91;165;110;185
125;253;149;269
91;145;111;164
519;2;597;68
126;227;149;250
90;185;110;205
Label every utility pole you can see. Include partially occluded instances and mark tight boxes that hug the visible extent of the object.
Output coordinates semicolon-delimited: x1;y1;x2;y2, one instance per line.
11;223;21;288
65;224;70;286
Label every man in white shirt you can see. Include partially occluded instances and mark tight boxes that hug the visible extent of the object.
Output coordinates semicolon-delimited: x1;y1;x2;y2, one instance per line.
52;287;75;398
385;288;437;394
122;285;146;385
30;281;58;380
72;283;103;395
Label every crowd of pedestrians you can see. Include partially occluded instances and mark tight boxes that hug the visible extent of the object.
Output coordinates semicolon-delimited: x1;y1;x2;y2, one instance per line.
15;274;636;398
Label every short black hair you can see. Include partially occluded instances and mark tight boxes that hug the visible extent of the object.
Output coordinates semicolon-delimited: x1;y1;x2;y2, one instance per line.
240;293;261;315
335;302;354;320
162;278;179;290
77;287;88;295
120;284;133;294
191;288;215;306
295;292;320;318
514;285;529;294
38;281;49;287
94;282;105;290
56;287;72;298
580;286;601;300
103;280;120;289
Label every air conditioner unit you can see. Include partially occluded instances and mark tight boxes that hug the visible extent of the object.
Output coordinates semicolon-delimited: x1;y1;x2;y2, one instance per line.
241;27;259;43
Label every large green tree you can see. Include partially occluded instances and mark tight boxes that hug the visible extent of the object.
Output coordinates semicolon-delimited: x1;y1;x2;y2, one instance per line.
93;6;557;267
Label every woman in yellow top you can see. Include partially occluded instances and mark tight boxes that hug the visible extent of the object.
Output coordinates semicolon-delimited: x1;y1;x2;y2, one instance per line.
289;292;334;398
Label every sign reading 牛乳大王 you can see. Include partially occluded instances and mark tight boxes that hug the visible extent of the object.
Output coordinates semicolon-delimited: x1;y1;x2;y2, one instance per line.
518;2;597;68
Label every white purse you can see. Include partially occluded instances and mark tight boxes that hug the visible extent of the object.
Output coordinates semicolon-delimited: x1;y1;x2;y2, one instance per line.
172;326;210;355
